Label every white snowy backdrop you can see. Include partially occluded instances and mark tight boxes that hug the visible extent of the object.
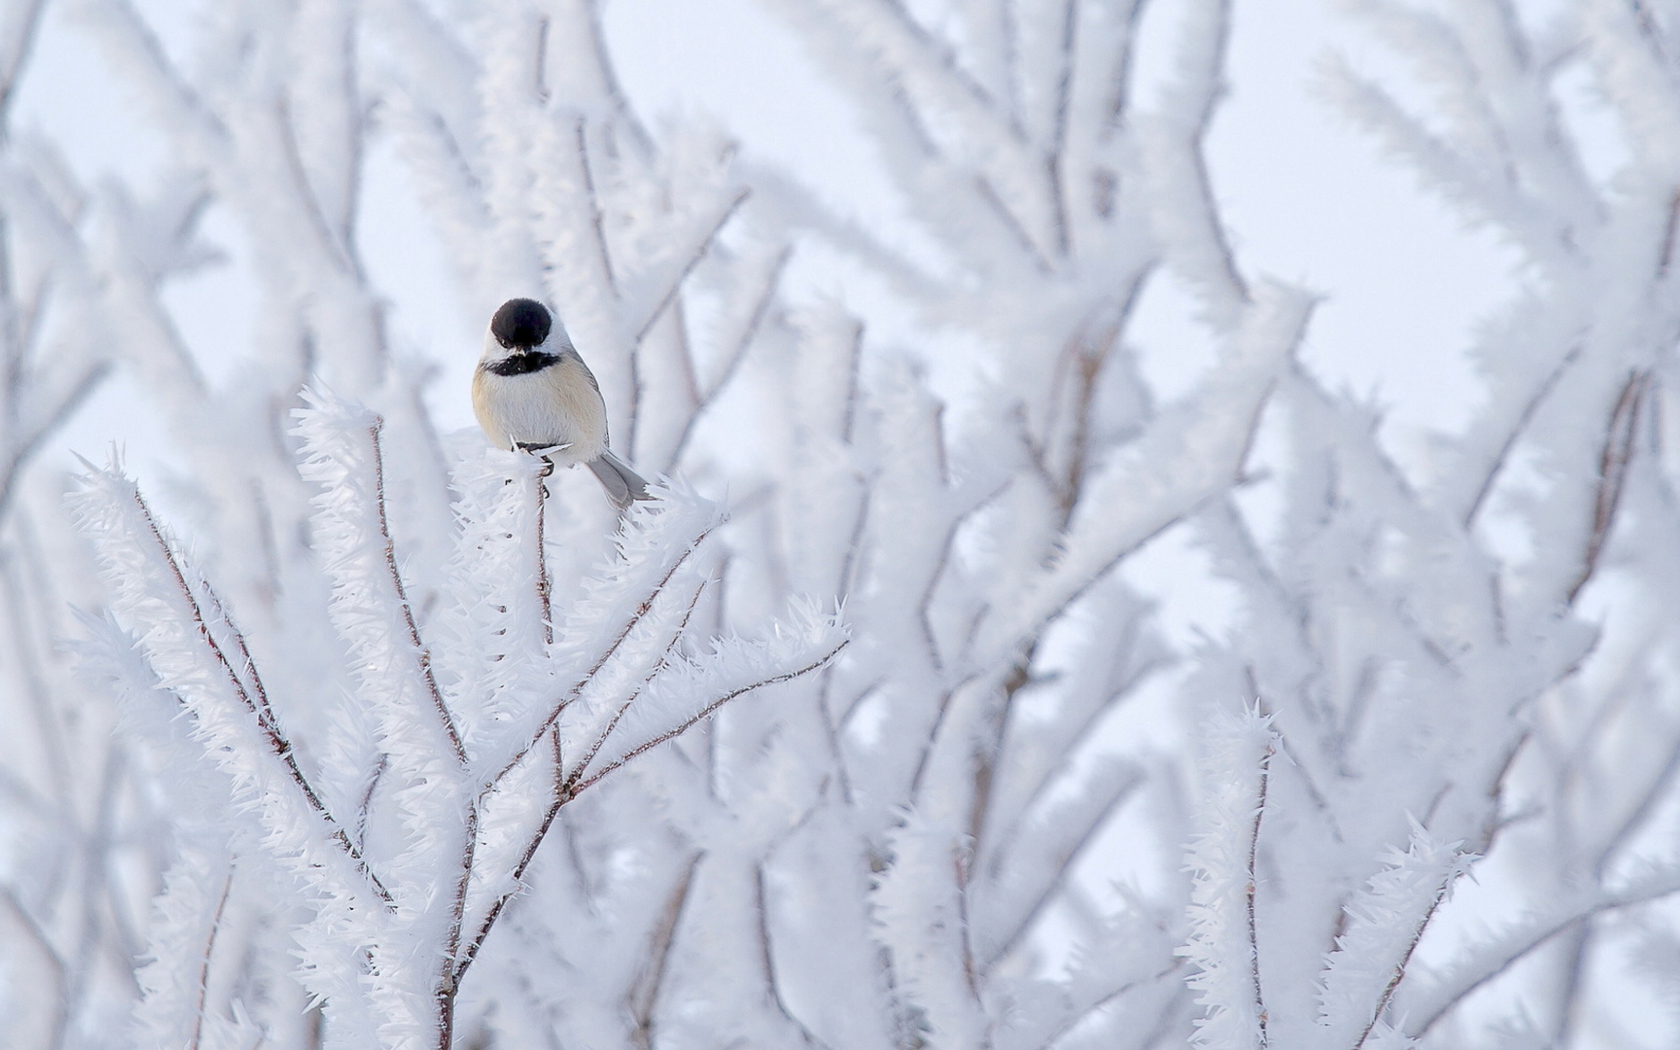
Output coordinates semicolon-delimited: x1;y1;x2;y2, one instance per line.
0;0;1676;1048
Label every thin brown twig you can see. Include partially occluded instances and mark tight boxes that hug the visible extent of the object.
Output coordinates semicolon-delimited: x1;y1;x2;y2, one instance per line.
629;852;704;1050
1248;741;1273;1047
1060;319;1120;526
450;778;573;994
535;458;554;645
571;641;847;795
633;190;750;345
485;519;723;795
1353;865;1460;1050
370;419;467;765
661;245;791;474
575;117;618;299
187;866;235;1050
1566;369;1650;604
1659;187;1680;277
561;576;709;789
130;487;392;905
355;755;386;851
435;804;479;1050
451;575;717;997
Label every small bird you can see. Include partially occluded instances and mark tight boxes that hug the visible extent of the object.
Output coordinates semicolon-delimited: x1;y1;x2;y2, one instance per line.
472;298;650;509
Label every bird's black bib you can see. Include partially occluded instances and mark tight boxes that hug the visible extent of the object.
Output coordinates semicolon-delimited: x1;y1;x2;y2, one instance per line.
485;351;561;377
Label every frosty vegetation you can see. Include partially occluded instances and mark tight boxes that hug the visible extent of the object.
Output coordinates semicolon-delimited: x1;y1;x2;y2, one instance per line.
0;0;1676;1048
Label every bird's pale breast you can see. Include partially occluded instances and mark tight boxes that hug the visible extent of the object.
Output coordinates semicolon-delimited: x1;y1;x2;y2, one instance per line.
472;352;608;466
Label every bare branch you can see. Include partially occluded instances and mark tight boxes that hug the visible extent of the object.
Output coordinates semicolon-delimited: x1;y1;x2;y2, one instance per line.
370;418;466;765
628;852;703;1049
575;117;619;299
1409;867;1680;1035
187;867;235;1050
571;640;847;795
0;359;111;523
486;517;723;796
535;458;554;645
1461;345;1581;529
1567;369;1650;604
1249;741;1272;1048
129;487;392;905
632;190;750;345
661;244;792;474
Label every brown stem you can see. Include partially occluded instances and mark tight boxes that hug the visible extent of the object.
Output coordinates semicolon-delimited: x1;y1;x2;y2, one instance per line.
1660;187;1680;277
571;642;846;796
1566;370;1650;605
535;457;553;645
629;852;703;1049
435;804;478;1050
453;642;843;993
1353;865;1459;1050
370;419;467;765
1249;741;1273;1047
485;518;722;797
187;867;235;1050
131;487;392;905
560;577;708;788
632;190;750;344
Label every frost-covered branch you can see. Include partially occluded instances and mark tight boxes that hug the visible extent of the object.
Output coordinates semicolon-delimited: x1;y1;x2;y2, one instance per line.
75;392;843;1048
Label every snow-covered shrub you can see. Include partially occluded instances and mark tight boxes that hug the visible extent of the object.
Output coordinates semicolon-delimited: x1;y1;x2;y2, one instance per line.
71;389;843;1047
0;0;1678;1047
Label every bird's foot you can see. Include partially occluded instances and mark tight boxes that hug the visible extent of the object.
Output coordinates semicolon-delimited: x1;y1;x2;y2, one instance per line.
515;441;570;477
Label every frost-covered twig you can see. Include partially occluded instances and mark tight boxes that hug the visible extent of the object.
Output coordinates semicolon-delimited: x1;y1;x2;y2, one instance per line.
186;867;234;1050
535;457;554;644
369;416;467;764
82;391;846;1047
75;466;392;907
1182;710;1275;1050
1317;822;1470;1049
1566;368;1650;603
1402;863;1680;1035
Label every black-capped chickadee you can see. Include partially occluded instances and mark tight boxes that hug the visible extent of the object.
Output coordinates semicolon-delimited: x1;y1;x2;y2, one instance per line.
472;298;650;509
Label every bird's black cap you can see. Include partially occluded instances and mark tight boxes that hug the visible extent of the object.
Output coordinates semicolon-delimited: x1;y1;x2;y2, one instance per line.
491;298;552;349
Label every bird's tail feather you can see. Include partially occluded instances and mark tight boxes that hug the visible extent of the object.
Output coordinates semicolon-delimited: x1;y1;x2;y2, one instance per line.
587;450;652;510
